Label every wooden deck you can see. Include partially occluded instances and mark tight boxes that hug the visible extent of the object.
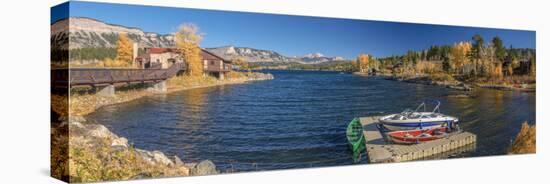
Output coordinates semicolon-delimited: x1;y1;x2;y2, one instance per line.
360;116;477;163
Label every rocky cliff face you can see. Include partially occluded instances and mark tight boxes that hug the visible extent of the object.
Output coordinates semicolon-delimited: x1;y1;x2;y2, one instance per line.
205;46;294;63
51;17;346;63
52;17;175;49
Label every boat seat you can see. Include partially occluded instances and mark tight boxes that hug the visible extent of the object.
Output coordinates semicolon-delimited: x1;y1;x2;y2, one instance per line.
419;133;431;137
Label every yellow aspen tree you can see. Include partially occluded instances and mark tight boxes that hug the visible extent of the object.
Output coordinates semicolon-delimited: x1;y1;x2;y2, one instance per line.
493;62;503;79
232;57;250;73
450;42;472;75
175;23;203;77
357;54;370;73
115;32;134;65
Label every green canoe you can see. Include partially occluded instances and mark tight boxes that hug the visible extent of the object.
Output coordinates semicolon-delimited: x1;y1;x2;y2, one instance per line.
346;118;366;162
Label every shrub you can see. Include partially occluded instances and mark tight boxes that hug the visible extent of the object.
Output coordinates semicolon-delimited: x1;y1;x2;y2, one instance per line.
508;122;536;154
415;61;440;74
428;73;455;82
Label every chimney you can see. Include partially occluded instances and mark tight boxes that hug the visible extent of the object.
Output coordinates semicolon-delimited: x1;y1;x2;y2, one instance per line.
133;42;139;61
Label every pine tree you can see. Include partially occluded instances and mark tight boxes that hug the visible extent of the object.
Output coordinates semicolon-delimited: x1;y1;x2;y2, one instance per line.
470;34;485;76
492;36;507;62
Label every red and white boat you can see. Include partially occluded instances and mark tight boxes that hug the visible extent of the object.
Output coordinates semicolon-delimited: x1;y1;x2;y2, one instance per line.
387;127;449;144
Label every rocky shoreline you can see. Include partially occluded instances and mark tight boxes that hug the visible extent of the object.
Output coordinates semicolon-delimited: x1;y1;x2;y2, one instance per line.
474;83;536;92
52;116;219;182
391;76;472;91
367;73;473;91
354;72;537;93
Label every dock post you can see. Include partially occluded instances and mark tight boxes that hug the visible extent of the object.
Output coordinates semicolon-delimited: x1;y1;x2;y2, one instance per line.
95;84;115;97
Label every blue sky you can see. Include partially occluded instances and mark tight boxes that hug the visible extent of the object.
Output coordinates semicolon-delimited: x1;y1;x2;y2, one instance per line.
52;1;535;59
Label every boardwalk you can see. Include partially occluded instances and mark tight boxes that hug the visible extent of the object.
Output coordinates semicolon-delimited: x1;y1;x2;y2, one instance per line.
360;116;477;163
52;63;186;88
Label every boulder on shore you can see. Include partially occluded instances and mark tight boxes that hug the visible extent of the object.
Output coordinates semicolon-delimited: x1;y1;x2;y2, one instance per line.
190;160;219;176
52;116;196;182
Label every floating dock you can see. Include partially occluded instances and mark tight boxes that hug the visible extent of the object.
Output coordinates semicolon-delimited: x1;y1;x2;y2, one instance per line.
360;116;477;163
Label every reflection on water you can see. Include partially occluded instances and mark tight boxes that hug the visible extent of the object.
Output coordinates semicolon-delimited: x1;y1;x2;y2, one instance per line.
176;87;208;132
87;70;535;172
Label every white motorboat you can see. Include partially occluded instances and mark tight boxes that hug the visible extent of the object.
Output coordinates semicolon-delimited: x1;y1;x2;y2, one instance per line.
379;100;458;131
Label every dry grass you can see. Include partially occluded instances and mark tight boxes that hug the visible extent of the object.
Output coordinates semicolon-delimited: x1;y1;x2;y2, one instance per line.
69;88;150;116
51;122;69;181
508;122;536;154
226;71;247;79
68;139;187;182
167;75;218;89
428;73;456;82
71;58;135;68
51;94;69;117
415;61;440;74
167;71;270;90
51;122;189;183
475;75;536;86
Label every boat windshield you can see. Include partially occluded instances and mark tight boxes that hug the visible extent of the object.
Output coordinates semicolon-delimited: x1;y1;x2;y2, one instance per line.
414;100;441;113
388;100;445;120
400;108;413;115
408;113;422;119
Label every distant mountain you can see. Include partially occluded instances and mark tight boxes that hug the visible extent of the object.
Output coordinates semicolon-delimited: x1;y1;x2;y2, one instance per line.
204;46;294;63
204;47;346;63
51;17;346;63
299;52;345;63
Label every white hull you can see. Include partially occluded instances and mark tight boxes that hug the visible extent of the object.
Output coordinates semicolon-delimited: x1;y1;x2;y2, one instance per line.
382;123;444;131
379;112;458;131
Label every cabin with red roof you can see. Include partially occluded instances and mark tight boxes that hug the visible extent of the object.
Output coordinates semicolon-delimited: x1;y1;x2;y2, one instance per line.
135;48;232;79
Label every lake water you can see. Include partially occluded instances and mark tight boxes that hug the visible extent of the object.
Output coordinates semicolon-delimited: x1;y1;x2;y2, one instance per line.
87;70;536;172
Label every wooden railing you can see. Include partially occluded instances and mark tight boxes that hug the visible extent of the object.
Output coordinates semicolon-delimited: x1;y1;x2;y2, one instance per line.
51;63;186;88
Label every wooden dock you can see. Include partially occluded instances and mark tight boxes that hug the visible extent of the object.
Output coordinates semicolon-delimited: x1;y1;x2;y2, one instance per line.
360;116;476;163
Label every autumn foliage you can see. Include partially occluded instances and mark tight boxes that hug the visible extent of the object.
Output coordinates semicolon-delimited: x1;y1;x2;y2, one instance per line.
175;23;203;77
356;54;370;73
115;32;134;65
450;42;471;75
508;122;536;154
415;61;439;74
232;57;250;72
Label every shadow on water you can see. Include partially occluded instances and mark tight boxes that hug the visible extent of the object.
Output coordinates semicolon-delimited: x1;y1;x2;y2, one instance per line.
87;70;535;172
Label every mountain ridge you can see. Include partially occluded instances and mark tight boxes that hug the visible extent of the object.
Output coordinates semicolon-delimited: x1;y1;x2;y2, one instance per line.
51;17;347;63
